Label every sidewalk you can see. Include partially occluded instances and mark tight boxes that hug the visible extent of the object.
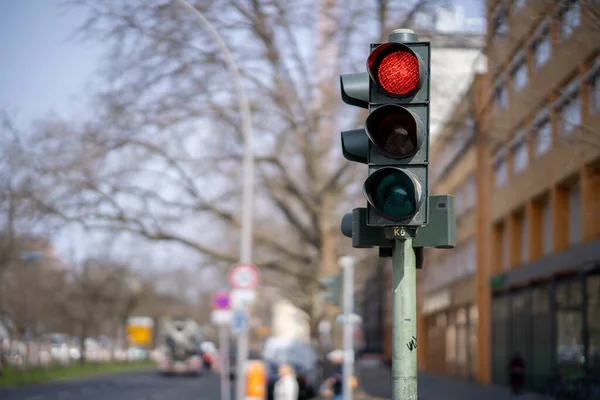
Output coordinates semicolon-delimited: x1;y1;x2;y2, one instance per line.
356;359;550;400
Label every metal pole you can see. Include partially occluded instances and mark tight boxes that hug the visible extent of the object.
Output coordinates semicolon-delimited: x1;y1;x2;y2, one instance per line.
392;233;418;400
173;1;254;263
340;256;355;400
174;3;255;398
219;325;231;400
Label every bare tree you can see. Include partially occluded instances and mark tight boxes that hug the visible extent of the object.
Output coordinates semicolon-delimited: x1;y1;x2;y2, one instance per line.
20;0;435;341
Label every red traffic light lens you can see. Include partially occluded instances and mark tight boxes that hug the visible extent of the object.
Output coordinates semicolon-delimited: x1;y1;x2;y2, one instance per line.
378;51;419;96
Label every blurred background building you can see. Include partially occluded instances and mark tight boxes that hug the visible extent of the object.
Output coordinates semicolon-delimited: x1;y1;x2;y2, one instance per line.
270;299;311;345
360;0;600;394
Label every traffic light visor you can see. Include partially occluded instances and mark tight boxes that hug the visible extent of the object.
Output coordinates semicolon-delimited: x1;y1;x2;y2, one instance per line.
368;43;421;97
363;168;423;220
365;105;424;158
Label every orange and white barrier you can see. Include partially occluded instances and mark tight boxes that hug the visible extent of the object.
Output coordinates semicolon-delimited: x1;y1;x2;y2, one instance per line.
245;360;266;400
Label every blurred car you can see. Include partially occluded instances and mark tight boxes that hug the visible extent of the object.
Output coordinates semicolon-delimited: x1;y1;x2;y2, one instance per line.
157;344;202;377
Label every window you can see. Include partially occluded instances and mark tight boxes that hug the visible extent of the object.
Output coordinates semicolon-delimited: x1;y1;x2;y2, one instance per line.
456;308;468;368
455;250;463;280
532;287;550;314
556;281;585;378
512;0;526;12
494;155;507;187
465;114;475;139
446;323;457;363
531;20;551;69
541;198;553;255
495;81;508;111
534;118;552;157
520;215;528;263
466;239;476;273
466;175;476;210
468;305;478;379
512;57;528;92
559;1;581;40
492;4;508;40
560;95;581;136
586;275;600;375
512;138;528;173
569;183;582;244
455;186;464;216
533;35;551;68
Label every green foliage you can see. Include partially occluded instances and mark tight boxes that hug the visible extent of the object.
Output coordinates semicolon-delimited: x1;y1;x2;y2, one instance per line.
0;360;154;388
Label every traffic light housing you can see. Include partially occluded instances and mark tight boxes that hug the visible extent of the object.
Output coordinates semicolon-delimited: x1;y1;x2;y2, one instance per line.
320;274;342;307
341;30;430;228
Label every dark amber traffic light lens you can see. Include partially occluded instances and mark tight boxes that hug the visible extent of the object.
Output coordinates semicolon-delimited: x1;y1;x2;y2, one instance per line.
366;105;419;158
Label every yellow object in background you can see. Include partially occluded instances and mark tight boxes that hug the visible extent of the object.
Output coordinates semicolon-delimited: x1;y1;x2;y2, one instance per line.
126;316;154;346
126;325;152;345
246;360;266;399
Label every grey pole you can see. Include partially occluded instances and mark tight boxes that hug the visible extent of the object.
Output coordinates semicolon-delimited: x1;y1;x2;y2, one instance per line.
340;256;355;400
392;231;418;400
174;3;255;399
219;325;231;400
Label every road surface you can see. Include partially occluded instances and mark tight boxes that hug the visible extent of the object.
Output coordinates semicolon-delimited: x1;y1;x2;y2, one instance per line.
0;369;221;400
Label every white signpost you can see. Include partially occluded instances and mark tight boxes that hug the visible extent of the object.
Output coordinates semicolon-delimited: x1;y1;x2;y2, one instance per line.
229;263;259;400
212;290;233;400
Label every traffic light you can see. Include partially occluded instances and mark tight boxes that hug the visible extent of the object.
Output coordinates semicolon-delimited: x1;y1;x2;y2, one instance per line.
341;29;430;227
320;273;342;307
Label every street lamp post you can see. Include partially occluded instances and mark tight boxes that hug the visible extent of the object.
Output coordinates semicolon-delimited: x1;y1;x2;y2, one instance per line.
174;3;255;400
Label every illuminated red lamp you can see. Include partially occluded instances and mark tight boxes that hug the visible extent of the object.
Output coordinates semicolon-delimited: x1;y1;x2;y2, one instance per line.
367;42;423;97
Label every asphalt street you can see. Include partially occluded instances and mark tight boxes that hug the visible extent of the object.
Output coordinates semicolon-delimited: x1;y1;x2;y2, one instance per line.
0;369;222;400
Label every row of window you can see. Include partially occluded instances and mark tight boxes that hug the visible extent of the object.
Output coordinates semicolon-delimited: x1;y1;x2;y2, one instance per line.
493;1;582;112
422;238;476;293
495;181;582;271
493;57;600;188
427;305;478;379
430;115;475;184
453;174;476;218
492;273;600;385
491;0;580;45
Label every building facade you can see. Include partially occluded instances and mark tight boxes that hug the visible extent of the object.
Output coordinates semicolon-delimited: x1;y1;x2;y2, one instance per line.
485;0;600;390
271;299;310;345
417;74;485;379
416;0;600;392
359;263;386;355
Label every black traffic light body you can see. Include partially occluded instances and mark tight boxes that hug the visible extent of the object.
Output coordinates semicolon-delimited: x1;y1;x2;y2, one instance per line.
365;40;430;227
340;33;431;229
320;274;342;307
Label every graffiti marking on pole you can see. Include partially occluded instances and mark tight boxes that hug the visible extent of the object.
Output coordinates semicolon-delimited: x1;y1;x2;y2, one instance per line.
406;336;417;352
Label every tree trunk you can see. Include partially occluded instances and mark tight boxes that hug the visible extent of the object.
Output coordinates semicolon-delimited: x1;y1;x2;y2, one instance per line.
79;326;88;366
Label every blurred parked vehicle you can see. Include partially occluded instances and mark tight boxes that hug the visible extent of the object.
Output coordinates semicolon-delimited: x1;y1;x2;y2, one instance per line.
157;317;203;376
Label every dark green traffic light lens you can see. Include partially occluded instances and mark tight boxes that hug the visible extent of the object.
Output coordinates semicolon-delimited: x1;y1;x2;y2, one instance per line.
374;172;416;217
364;168;421;220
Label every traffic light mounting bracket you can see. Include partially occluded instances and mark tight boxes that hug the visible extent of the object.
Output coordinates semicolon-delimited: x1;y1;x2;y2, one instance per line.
341;195;456;250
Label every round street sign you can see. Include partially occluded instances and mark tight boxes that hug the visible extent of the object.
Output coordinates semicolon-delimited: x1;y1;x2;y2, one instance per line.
229;263;259;290
213;290;231;310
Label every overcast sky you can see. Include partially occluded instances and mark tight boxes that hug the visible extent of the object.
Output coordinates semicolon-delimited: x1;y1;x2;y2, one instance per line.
1;0;484;126
1;0;485;266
